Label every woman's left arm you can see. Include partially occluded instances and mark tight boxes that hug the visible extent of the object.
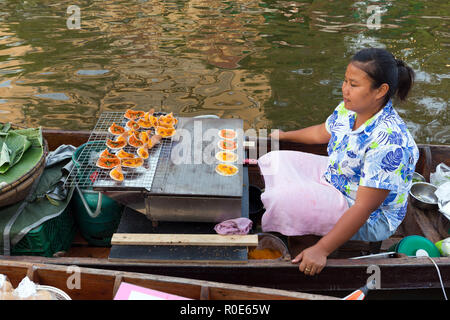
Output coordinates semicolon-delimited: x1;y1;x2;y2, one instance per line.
292;186;390;276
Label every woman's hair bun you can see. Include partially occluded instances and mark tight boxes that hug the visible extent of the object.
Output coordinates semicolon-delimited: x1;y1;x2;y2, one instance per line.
395;58;415;101
395;59;405;68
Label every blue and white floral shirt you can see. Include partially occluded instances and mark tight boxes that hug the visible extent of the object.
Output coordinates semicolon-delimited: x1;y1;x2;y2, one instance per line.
324;100;419;231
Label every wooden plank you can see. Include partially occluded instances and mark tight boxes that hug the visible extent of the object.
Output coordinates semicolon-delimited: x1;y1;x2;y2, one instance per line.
108;244;249;264
111;233;258;247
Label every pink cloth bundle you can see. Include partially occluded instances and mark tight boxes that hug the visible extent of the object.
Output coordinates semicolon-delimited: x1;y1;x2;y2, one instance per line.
258;150;349;236
214;218;253;235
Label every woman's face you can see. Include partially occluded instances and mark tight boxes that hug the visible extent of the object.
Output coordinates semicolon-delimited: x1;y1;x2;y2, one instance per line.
341;62;387;115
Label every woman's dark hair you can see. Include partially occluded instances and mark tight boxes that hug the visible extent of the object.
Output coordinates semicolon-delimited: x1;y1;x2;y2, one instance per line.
351;48;415;105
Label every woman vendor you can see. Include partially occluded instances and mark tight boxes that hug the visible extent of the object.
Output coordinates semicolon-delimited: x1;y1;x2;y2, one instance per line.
258;48;419;276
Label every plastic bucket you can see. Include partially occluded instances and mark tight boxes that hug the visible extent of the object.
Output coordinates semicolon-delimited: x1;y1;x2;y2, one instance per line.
71;142;123;246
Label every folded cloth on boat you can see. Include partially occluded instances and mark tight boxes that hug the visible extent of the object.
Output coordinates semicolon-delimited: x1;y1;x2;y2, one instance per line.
45;145;75;201
0;145;76;255
214;218;253;235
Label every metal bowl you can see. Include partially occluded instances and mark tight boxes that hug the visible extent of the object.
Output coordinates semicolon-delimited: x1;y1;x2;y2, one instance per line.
412;172;426;183
409;182;438;210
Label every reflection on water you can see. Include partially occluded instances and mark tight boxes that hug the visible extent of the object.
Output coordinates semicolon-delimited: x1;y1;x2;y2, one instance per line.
0;0;448;144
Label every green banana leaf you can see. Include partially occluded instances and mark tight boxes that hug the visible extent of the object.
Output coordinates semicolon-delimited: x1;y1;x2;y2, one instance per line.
0;131;32;173
0;124;43;185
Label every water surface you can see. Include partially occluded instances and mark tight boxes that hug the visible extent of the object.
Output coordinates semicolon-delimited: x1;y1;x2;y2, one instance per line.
0;0;448;144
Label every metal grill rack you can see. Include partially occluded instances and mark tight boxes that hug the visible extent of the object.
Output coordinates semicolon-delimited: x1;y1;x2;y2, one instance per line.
65;111;175;192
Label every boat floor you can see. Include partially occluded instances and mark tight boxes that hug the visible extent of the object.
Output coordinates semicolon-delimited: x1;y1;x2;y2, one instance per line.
63;198;449;261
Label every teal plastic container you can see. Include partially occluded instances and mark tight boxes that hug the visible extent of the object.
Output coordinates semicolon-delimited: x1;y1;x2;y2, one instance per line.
71;142;123;246
390;235;441;257
72;189;122;246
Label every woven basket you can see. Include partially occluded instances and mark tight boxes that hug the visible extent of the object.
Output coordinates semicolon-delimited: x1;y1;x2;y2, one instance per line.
0;124;48;208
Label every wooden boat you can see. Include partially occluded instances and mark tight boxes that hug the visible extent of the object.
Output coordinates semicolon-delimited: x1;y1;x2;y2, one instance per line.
2;129;449;299
0;259;337;300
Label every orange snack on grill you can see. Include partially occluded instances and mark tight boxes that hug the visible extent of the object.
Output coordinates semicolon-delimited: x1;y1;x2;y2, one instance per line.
124;109;145;120
126;120;140;131
116;149;135;159
157;121;175;129
121;157;144;168
106;138;127;149
137;118;153;129
109;165;124;182
142;109;155;121
158;113;178;128
96;157;121;169
108;122;126;135
156;126;176;138
139;131;150;145
137;146;149;159
148;115;159;128
128;133;144;147
100;148;117;159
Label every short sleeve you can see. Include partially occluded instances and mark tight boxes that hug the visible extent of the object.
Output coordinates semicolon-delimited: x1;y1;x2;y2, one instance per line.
325;110;338;134
359;145;408;191
325;102;348;135
325;114;332;134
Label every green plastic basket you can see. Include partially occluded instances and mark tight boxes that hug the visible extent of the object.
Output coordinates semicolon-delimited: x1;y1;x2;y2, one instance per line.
71;142;123;246
11;205;75;257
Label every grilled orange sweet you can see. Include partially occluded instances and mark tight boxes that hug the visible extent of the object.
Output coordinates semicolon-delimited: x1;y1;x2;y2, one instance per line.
108;122;126;135
137;118;153;129
109;166;124;182
156;126;176;138
106;138;127;149
137;146;149;159
126;120;140;131
100;149;118;158
148;115;159;128
124;109;145;120
139;131;150;145
116;149;135;159
128;133;144;148
158;113;178;128
96;157;121;169
121;157;144;168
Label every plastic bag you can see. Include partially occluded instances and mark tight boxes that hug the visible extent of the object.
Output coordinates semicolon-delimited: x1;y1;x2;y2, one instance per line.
436;181;450;220
0;276;54;300
430;163;450;187
431;163;450;220
0;274;15;300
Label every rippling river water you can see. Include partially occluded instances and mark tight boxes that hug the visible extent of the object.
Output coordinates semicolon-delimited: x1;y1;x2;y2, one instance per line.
0;0;448;144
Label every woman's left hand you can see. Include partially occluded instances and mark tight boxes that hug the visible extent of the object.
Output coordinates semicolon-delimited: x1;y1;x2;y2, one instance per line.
291;244;328;276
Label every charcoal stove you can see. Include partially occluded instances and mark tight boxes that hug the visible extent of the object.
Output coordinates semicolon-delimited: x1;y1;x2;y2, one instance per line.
66;112;245;223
